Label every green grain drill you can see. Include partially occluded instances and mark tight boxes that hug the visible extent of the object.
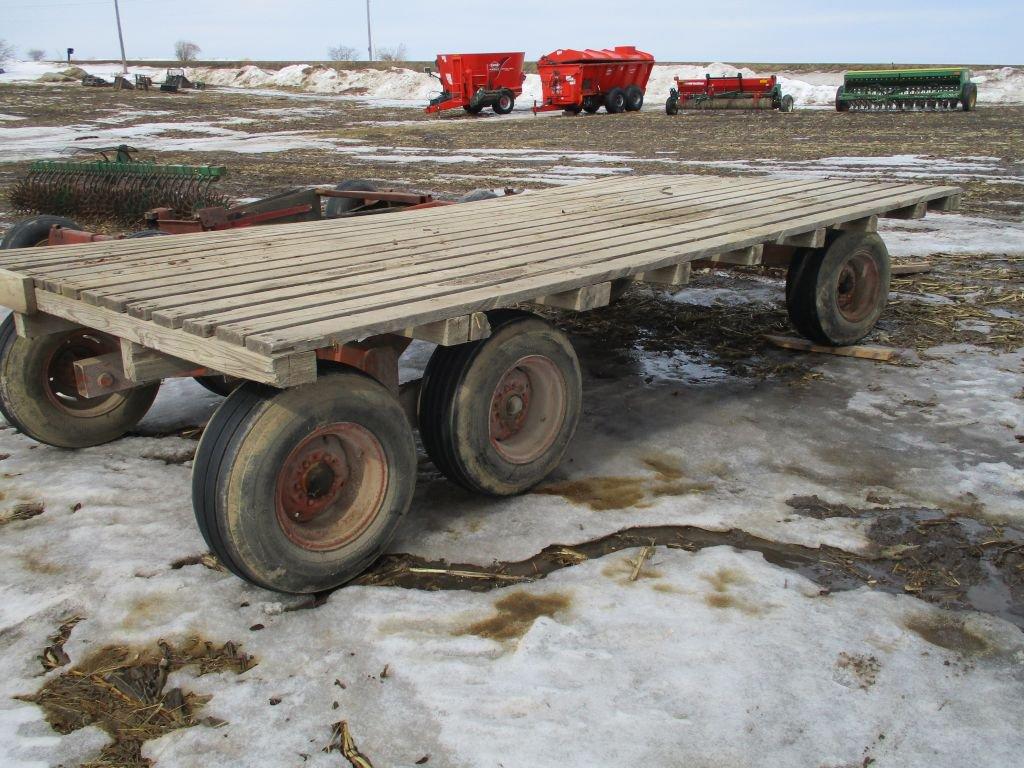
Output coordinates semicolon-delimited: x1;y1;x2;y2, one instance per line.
9;145;228;225
835;67;977;112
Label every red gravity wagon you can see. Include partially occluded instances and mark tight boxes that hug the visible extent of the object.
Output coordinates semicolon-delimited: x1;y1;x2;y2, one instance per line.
532;46;655;114
426;52;526;115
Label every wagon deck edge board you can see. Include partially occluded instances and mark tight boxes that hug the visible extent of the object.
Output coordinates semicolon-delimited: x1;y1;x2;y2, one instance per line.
0;175;961;386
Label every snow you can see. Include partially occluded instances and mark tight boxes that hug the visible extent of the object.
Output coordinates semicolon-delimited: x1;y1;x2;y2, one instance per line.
4;59;1023;109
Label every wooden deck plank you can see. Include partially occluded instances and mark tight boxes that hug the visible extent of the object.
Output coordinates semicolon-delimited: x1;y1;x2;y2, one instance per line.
188;180;919;340
51;175;798;298
234;183;957;354
127;177;869;324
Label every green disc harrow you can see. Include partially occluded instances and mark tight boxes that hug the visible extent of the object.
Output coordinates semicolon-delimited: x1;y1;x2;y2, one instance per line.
835;67;977;112
9;145;229;225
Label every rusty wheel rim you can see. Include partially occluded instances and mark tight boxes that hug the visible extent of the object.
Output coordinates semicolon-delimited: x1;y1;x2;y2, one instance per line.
42;330;122;417
835;249;881;324
275;422;388;551
489;355;566;465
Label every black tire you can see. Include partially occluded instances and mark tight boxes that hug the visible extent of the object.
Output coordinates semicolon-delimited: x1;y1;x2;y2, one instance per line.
960;82;977;112
665;97;679;115
835;86;849;112
582;96;601;114
785;232;891;346
463;104;483;115
457;189;499;203
192;369;417;593
493;91;515;114
0;315;159;447
324;179;378;219
780;94;795;113
563;104;582;115
608;278;632;304
195;374;242;397
1;215;82;249
624;85;644;111
604;88;627;114
418;310;582;496
125;229;170;238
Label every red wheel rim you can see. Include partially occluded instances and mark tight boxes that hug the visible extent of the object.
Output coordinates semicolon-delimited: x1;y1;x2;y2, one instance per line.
42;330;122;417
834;249;882;323
275;423;388;551
489;355;566;465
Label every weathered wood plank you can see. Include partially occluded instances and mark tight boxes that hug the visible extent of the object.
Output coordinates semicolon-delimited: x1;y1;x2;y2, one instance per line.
883;202;928;220
0;269;36;314
14;311;80;339
764;335;900;362
633;262;691;287
533;282;611;311
33;291;316;386
121;341;203;383
778;228;826;248
833;215;878;233
399;313;490;346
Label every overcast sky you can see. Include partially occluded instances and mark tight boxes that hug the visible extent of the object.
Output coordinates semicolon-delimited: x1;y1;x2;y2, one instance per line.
1;0;1020;64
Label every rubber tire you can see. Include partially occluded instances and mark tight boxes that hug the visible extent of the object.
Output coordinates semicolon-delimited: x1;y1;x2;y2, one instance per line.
785;232;891;346
463;104;483;115
1;215;82;249
961;82;977;112
192;369;417;594
493;91;515;115
624;85;644;111
457;189;499;203
582;96;601;114
125;229;170;238
605;88;627;114
835;86;849;112
780;94;795;113
0;315;160;447
666;97;679;115
418;310;582;497
563;104;582;115
195;374;242;397
324;179;378;219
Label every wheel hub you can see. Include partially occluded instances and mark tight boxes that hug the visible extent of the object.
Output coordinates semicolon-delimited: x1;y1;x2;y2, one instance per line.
275;422;387;551
488;355;567;465
835;250;881;323
43;330;122;416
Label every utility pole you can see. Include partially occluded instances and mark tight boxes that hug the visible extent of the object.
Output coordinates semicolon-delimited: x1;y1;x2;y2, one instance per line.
113;0;127;74
366;0;374;62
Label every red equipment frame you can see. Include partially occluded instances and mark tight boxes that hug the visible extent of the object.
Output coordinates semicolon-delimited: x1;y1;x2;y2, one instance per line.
532;46;655;114
426;52;526;114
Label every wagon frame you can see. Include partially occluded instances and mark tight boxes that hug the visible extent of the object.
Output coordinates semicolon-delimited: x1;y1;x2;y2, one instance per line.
0;174;961;593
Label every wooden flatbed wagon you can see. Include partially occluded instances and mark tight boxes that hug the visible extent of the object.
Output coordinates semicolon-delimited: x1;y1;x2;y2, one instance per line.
0;174;960;593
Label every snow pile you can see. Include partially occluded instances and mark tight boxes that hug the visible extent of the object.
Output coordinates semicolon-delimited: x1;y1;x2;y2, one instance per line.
189;64;439;100
970;66;1024;104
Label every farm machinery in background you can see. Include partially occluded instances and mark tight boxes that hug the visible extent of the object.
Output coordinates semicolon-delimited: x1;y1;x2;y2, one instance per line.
532;46;655;114
835;67;977;111
426;52;526;115
666;74;794;113
9;145;229;227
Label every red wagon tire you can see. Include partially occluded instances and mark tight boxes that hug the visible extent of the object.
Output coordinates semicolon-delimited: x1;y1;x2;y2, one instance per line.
625;85;644;111
785;231;891;346
605;88;627;114
0;315;159;448
192;369;417;593
493;90;515;114
1;215;82;249
418;310;582;496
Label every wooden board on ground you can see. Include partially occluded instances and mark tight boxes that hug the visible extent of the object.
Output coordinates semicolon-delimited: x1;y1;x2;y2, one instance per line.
0;174;959;384
764;335;902;362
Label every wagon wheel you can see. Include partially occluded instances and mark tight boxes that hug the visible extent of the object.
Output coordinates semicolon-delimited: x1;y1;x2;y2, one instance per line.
604;88;627;114
192;369;416;593
463;104;483;115
582;95;601;114
1;215;83;249
493;90;515;114
960;82;977;111
665;97;679;115
835;86;849;112
624;85;644;111
324;179;378;219
0;315;159;447
779;94;795;113
785;231;891;346
418;310;582;496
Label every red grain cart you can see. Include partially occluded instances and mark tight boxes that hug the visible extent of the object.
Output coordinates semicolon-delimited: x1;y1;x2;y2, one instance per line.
426;52;526;115
533;46;655;114
665;74;794;113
